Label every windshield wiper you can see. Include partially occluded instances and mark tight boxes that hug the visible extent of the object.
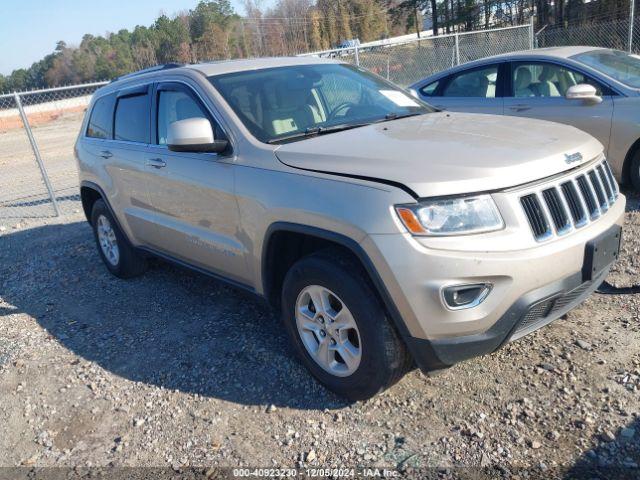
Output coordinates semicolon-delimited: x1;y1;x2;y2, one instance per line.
267;113;426;144
267;123;372;144
381;112;424;122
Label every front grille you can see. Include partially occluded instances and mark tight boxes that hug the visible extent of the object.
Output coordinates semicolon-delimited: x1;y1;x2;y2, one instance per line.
520;159;618;241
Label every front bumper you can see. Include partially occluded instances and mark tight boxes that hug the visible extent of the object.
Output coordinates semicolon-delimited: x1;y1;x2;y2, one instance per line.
362;196;625;372
406;266;609;370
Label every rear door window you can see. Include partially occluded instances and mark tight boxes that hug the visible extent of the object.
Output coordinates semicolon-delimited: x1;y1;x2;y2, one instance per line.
86;94;116;139
114;91;150;143
442;66;499;98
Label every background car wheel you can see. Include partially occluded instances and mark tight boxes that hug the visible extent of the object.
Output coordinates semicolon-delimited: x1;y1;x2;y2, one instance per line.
91;199;147;279
629;149;640;192
281;249;412;401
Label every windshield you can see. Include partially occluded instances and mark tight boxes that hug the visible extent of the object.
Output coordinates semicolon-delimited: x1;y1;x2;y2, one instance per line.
209;63;433;144
572;49;640;89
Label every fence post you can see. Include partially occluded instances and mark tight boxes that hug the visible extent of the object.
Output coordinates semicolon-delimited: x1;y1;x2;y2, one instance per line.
630;0;636;53
13;92;61;217
354;45;360;66
530;16;535;49
454;33;460;65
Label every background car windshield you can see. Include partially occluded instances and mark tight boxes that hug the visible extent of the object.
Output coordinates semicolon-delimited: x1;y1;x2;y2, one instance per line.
209;64;433;143
572;49;640;88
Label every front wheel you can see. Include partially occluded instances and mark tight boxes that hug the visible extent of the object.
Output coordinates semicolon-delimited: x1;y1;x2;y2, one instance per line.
281;250;411;400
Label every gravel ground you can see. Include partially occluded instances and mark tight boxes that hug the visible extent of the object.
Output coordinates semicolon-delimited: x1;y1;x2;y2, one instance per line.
0;191;638;479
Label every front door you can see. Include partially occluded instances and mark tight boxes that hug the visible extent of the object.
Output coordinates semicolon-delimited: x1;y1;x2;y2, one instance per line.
503;61;615;154
143;81;250;286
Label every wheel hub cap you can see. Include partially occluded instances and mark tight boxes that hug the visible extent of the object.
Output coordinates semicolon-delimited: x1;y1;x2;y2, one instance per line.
97;215;119;266
295;285;362;377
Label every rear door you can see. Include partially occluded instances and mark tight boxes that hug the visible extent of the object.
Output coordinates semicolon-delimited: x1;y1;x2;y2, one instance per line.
503;61;615;153
418;63;505;114
82;85;158;246
142;81;250;285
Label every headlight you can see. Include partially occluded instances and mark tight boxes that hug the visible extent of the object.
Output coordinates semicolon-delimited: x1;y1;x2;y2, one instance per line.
395;195;504;236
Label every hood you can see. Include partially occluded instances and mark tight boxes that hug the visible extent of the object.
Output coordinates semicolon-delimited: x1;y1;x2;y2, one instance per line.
274;112;603;198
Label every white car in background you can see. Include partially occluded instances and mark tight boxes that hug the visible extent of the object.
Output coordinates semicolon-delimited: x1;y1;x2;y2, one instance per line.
410;47;640;191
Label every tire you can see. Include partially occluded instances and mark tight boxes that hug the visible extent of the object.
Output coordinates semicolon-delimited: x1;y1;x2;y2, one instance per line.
629;148;640;192
90;199;147;279
281;249;412;401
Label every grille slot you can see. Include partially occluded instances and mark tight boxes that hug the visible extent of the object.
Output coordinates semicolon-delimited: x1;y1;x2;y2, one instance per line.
596;165;613;201
560;181;586;226
603;161;618;197
519;159;618;241
542;188;570;233
577;175;598;217
588;170;607;208
520;194;550;240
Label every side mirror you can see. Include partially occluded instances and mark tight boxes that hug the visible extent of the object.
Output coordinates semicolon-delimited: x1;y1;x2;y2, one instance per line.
408;88;419;99
565;84;602;104
167;117;228;153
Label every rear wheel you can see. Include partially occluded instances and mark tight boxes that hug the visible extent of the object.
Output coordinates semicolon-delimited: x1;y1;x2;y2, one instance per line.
281;250;411;400
91;199;147;278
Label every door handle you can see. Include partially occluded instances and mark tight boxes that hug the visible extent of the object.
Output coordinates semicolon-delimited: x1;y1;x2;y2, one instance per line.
100;150;113;159
509;104;531;112
146;158;166;169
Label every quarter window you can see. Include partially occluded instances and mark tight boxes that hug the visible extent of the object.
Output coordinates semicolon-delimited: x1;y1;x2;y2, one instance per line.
419;80;440;97
114;92;150;143
86;94;115;139
511;63;605;98
442;67;498;98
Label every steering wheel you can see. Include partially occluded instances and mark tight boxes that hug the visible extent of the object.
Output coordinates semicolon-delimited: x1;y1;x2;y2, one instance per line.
328;102;356;120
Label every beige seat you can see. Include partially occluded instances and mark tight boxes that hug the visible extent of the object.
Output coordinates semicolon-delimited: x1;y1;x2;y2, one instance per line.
537;66;561;97
514;67;535;97
263;83;321;136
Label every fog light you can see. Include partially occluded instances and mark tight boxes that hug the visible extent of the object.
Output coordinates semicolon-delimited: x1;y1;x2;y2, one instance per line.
442;283;492;310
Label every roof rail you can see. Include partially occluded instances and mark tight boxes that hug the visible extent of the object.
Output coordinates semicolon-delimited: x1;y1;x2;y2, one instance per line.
111;63;185;83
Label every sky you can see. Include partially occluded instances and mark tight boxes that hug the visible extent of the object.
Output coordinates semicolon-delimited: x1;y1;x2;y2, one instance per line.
0;0;262;75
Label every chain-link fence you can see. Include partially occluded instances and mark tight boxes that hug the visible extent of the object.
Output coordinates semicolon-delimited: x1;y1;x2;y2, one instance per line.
300;24;533;86
536;16;640;53
0;82;107;225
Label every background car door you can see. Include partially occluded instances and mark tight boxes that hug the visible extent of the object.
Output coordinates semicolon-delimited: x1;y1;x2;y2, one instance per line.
143;82;250;286
418;63;504;114
503;61;615;154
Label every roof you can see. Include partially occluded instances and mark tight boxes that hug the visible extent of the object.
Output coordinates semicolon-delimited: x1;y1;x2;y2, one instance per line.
484;45;602;61
185;56;340;77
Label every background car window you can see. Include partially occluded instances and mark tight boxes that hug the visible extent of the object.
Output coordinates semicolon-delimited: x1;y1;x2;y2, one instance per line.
419;80;440;97
572;49;640;88
86;94;115;139
512;63;603;98
157;90;210;145
114;93;150;143
442;67;498;98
